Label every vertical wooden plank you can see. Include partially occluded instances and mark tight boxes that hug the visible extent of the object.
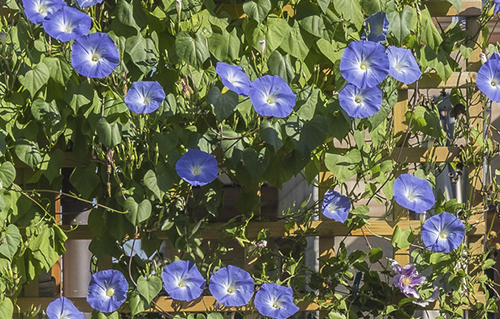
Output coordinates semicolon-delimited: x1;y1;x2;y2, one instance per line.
394;89;409;146
52;193;62;297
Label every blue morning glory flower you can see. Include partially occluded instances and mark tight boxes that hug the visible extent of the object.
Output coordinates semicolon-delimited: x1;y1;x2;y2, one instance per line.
364;12;389;43
22;0;66;24
339;83;382;118
46;297;84;319
321;190;351;223
76;0;104;7
71;32;120;79
87;269;129;313
216;62;251;96
477;53;500;102
339;40;389;89
162;260;206;301
393;174;435;213
421;212;465;253
125;81;166;114
42;6;91;42
386;47;422;84
254;283;299;319
209;265;254;307
249;75;296;118
175;149;218;187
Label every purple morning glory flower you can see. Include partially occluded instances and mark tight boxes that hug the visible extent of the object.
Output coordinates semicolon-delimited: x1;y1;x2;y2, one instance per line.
493;0;500;14
76;0;104;7
254;283;299;319
22;0;66;24
216;62;251;96
87;269;129;313
321;190;351;223
364;12;389;43
46;297;84;319
209;265;254;307
162;260;206;302
339;40;389;89
124;81;166;114
71;32;120;79
421;212;465;253
393;174;435;213
477;53;500;102
390;259;426;299
175;149;218;187
249;75;296;118
42;6;91;42
386;47;422;84
339;83;382;118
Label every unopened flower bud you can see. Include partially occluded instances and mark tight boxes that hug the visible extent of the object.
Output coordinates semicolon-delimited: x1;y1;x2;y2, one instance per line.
488;5;496;17
495;242;500;250
176;0;182;15
480;53;488;64
259;39;266;55
491;230;497;238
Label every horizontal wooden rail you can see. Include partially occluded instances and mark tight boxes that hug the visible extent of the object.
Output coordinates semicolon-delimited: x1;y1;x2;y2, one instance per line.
406;72;477;89
61;220;485;240
425;0;482;16
391;146;461;163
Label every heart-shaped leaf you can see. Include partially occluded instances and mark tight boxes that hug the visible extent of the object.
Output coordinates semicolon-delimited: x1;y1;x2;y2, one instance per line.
124;197;152;226
137;276;162;304
0;162;15;188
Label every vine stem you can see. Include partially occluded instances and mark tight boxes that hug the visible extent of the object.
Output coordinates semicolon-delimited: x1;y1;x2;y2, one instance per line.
128;226;138;287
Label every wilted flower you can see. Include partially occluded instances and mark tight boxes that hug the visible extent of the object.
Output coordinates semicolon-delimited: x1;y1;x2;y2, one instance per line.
124;81;166;114
390;259;426;299
46;297;84;319
386;47;422;84
249;75;296;118
364;12;389;43
87;270;129;313
162;260;206;301
393;174;435;213
215;62;251;96
321;190;351;223
209;265;254;307
421;212;465;253
175;149;218;186
254;283;299;319
339;84;382;119
339;40;389;89
76;0;103;7
71;32;120;79
22;0;66;24
42;6;91;42
477;53;500;102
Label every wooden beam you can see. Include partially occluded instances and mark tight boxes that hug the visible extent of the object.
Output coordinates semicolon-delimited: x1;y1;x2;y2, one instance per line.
391;146;461;163
425;0;482;16
406;72;477;89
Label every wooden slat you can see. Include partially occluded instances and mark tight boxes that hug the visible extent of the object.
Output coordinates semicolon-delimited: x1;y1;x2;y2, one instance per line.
425;0;482;16
406;72;477;89
391;146;461;163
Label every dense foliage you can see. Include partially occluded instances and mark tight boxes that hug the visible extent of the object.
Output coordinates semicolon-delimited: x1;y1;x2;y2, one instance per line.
1;0;500;318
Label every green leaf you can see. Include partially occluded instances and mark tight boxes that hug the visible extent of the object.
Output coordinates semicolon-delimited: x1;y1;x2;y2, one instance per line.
360;0;382;15
0;297;13;319
124;197;152;226
69;164;100;199
43;57;72;86
284;115;327;155
0;224;21;260
64;81;96;114
418;46;453;83
95;118;122;149
207;314;224;319
317;0;331;13
280;20;312;61
296;86;321;121
31;98;61;127
125;33;159;74
324;149;361;184
316;38;343;64
208;31;230;62
243;0;271;24
208;87;239;122
447;0;462;13
91;310;120;319
112;0;147;31
387;6;413;45
333;0;364;30
40;149;64;184
260;120;283;151
420;8;442;49
267;51;295;84
15;139;42;169
244;16;291;57
28;225;61;270
407;104;446;139
459;44;473;59
0;130;6;157
17;62;50;98
137;276;162;304
298;14;326;38
243;147;271;180
128;291;146;317
175;32;210;69
0;162;15;188
368;247;383;263
391;225;415;250
144;169;162;199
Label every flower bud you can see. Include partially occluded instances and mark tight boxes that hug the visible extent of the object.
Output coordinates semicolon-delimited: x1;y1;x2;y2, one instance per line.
480;53;488;64
491;230;497;238
488;5;495;17
176;0;182;15
258;39;266;55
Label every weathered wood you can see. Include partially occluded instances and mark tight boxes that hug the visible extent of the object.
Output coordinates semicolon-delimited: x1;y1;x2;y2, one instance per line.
425;0;482;16
406;72;477;89
391;146;461;163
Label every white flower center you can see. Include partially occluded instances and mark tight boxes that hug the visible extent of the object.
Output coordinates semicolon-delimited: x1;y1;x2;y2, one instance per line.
106;288;115;297
360;61;369;71
354;95;363;104
401;276;411;287
178;279;186;287
143;97;150;105
327;203;337;213
37;4;47;14
226;286;235;294
266;95;276;105
491;80;498;87
404;188;417;202
439;232;448;239
272;301;280;309
62;23;74;33
91;52;100;62
191;165;202;176
394;64;402;72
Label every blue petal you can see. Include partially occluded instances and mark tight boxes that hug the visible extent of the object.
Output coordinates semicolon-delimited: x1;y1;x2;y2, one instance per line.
87;270;129;313
477;53;500;102
162;260;206;301
386;47;422;84
254;283;299;319
364;12;389;43
42;6;91;42
125;81;166;114
393;174;435;213
22;0;66;24
340;40;389;89
71;32;120;79
76;0;104;7
216;62;251;96
46;297;84;319
339;84;382;118
421;212;465;253
321;190;351;223
175;149;218;186
209;265;254;307
249;75;296;118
